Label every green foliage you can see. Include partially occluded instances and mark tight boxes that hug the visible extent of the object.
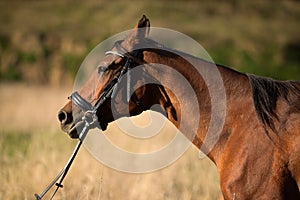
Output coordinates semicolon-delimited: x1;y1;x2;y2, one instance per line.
0;34;9;50
283;40;300;65
0;0;299;84
0;65;21;81
17;51;37;64
62;53;86;77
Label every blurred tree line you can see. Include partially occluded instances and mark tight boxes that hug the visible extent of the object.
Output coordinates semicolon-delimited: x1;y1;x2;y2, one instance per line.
0;0;299;87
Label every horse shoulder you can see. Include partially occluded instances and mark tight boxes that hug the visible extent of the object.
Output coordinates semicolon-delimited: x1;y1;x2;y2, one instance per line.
218;125;280;199
281;98;300;190
273;94;300;195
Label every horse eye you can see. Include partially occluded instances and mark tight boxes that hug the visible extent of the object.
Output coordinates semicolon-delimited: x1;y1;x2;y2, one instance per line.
98;66;107;74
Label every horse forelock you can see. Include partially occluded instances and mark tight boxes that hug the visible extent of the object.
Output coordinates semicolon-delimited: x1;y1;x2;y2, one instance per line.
247;74;300;132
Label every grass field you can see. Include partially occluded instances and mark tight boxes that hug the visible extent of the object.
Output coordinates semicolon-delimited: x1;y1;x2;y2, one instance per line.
0;83;221;199
1;1;299;199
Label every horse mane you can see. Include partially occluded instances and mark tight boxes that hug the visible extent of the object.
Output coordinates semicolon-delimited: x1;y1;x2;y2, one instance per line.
140;38;300;133
247;74;300;132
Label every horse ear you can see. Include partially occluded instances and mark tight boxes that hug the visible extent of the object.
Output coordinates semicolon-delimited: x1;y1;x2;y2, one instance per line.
123;15;150;50
137;15;150;27
136;15;150;37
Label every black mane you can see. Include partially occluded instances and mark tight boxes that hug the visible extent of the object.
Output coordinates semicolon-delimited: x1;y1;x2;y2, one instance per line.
247;74;300;132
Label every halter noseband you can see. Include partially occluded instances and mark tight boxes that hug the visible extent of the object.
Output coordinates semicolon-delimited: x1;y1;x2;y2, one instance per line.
35;43;141;200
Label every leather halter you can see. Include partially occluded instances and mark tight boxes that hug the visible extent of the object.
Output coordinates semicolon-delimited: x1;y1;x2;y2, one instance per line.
69;44;141;137
34;42;141;200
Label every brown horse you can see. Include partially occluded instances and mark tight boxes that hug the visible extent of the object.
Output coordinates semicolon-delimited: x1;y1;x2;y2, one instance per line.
58;16;300;199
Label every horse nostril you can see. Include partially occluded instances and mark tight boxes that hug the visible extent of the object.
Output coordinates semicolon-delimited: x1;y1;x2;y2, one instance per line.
58;110;68;124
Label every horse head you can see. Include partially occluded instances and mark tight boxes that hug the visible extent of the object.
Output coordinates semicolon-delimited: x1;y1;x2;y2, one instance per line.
58;15;178;138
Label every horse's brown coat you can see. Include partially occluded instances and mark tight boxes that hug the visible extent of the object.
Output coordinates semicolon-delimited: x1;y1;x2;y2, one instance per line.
59;16;300;199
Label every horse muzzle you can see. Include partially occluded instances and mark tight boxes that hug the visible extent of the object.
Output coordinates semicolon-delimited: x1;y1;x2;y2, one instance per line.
58;108;108;139
58;109;79;138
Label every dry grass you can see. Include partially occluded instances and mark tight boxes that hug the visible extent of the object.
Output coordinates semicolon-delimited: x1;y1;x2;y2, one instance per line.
1;1;299;199
0;83;221;199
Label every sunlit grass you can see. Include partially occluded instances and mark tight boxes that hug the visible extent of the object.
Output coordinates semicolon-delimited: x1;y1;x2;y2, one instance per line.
0;129;74;199
0;124;221;200
0;84;221;199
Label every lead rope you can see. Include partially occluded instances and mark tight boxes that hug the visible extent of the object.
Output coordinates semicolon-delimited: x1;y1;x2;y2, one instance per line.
34;140;82;200
34;115;91;200
49;141;82;200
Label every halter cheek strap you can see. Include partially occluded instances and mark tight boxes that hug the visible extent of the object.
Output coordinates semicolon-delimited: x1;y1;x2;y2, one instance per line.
111;57;132;102
127;65;132;103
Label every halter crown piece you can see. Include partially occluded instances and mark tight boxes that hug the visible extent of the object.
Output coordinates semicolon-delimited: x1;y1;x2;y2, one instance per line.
34;43;138;199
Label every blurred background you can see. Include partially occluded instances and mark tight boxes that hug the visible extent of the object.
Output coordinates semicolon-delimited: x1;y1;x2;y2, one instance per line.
0;0;299;199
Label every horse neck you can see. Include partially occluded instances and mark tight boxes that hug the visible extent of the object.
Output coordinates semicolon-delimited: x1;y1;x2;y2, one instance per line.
142;50;253;163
